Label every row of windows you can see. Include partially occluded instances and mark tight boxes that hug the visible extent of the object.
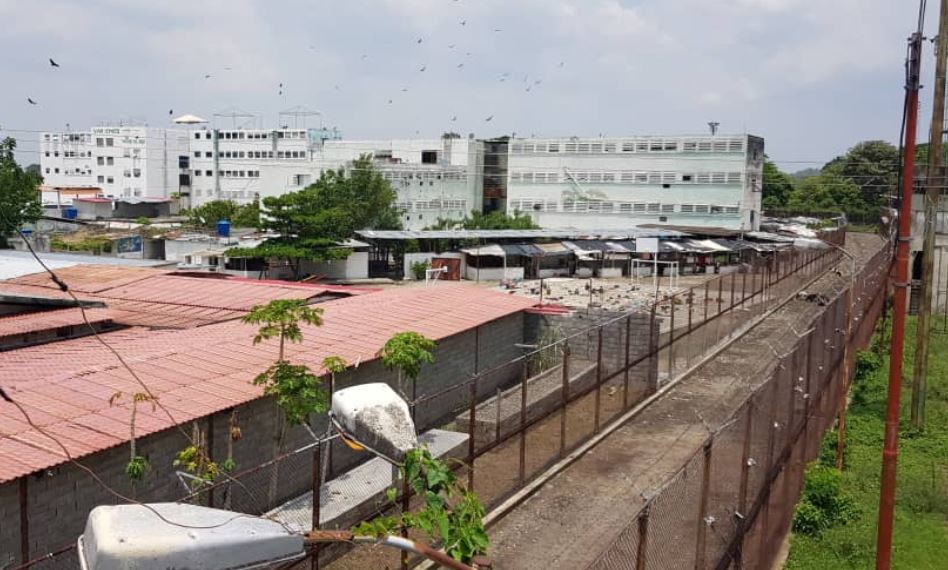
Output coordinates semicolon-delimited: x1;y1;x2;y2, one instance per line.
510;199;740;215
193;188;257;199
394;199;468;211
45;167;92;176
509;138;745;155
121;188;143;197
511;171;743;185
193;170;262;178
192;150;307;160
43;133;92;143
44;150;93;158
193;130;307;140
379;170;465;181
97;175;115;184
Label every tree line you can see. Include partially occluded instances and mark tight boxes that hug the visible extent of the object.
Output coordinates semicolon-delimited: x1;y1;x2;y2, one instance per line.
763;140;908;219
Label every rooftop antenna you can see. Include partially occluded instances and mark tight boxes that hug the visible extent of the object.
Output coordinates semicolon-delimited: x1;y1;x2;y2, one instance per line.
212;107;257;130
279;106;323;130
708;121;720;136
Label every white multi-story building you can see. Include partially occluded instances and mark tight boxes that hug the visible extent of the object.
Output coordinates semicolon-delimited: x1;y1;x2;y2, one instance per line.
188;130;482;229
39;126;191;201
498;134;764;231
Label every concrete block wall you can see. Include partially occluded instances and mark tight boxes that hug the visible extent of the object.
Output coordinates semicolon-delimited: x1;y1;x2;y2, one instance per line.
0;480;19;567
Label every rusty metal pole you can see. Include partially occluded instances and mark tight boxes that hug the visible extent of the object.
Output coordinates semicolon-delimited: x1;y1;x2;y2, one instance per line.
519;359;528;484
560;342;570;458
311;440;321;570
694;442;713;569
734;401;754;568
635;505;650;570
648;303;659;393
878;21;923;570
623;316;632;409
468;374;478;490
594;326;603;434
704;280;710;322
912;0;948;430
717;273;724;316
668;294;676;378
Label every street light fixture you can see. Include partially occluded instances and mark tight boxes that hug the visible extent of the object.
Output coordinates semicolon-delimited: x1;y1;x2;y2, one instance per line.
78;384;476;570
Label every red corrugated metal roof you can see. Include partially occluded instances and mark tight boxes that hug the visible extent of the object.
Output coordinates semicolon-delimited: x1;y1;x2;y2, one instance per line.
0;307;113;341
0;284;536;482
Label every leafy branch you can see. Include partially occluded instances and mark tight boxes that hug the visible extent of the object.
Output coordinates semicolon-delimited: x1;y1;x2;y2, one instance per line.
353;448;489;563
378;332;435;401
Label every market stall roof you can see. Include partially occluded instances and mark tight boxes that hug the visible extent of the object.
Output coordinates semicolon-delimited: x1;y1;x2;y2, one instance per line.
637;224;742;238
460;244;507;257
534;242;572;256
500;243;544;257
357;228;687;241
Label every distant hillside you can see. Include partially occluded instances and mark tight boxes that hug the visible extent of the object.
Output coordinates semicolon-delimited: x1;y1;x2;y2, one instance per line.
791;167;820;180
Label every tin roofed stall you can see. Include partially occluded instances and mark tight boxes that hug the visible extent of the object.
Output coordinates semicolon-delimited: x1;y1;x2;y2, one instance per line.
460;244;523;282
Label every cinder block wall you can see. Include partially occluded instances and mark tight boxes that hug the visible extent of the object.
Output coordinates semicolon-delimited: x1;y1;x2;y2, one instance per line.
0;312;524;564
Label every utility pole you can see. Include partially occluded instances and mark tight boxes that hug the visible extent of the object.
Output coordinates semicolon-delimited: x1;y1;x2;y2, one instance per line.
912;0;948;430
876;8;925;569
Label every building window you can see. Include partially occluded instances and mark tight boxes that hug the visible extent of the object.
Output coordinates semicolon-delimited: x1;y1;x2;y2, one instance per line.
681;174;693;182
194;133;201;139
548;143;559;153
53;168;59;174
133;168;141;178
107;176;114;184
194;151;201;158
206;170;213;176
97;157;104;165
194;170;201;176
661;204;675;213
45;168;50;174
105;138;114;147
96;138;104;147
680;204;694;213
106;157;114;166
97;175;104;183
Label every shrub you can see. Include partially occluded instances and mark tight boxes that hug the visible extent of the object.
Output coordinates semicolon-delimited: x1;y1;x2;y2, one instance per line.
410;259;431;280
793;463;857;536
854;350;883;382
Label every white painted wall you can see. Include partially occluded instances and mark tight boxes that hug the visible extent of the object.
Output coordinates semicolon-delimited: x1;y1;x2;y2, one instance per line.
301;251;370;280
464;265;523;281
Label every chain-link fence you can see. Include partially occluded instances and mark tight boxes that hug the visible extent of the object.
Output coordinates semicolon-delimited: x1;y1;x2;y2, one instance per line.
19;229;880;570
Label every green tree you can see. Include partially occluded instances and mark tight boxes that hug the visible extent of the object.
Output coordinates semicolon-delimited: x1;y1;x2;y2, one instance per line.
762;158;795;210
787;172;864;215
428;209;540;231
378;332;435;404
242;299;329;504
227;156;400;277
822;140;899;209
188;199;261;229
0;138;43;248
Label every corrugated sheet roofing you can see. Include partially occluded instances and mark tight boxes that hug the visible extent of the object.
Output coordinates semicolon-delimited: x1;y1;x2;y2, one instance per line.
0;283;536;483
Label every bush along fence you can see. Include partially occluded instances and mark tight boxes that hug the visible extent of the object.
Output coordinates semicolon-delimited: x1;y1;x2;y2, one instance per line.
16;230;875;570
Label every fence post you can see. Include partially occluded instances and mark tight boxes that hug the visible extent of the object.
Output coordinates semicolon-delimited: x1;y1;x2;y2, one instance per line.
519;359;528;484
740;266;748;307
717;273;724;316
561;342;571;458
649;303;659;393
668;295;676;379
730;272;737;310
468;374;478;490
594;326;603;434
312;439;321;570
694;441;714;569
623;316;632;409
734;401;755;568
636;505;651;570
704;280;710;322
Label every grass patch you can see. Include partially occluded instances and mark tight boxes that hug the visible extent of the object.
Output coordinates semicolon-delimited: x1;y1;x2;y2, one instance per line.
786;316;948;569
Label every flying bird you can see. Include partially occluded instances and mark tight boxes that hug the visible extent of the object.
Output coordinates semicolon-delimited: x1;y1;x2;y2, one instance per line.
526;86;532;92
457;63;464;68
279;90;283;95
224;66;233;71
484;115;493;122
451;115;457;121
419;65;426;72
534;79;543;85
204;74;211;79
27;98;37;105
401;88;408;92
459;19;466;25
387;99;393;104
500;77;506;82
448;44;456;49
557;61;565;68
493;28;502;32
169;109;173;116
417;38;423;44
361;54;368;60
49;58;60;68
334;84;340;90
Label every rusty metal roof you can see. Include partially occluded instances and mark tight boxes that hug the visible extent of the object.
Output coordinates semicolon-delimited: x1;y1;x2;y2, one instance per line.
0;283;536;483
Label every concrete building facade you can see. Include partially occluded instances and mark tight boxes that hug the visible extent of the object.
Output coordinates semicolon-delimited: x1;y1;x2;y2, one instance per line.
39;126;191;200
501;134;765;231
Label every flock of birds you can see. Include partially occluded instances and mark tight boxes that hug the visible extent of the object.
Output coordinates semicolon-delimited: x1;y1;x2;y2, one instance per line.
28;9;567;127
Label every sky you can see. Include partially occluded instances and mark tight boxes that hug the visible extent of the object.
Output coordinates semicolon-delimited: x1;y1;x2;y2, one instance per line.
0;0;939;171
